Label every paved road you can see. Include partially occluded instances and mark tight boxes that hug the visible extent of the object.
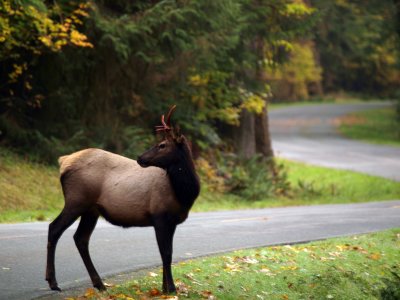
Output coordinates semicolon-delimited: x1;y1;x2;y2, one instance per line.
0;201;399;299
269;102;400;181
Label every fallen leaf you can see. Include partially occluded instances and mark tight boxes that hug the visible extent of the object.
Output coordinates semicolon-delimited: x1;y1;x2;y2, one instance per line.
84;288;97;298
328;251;342;258
135;289;144;295
336;245;350;252
104;282;115;288
283;245;299;253
241;256;259;264
149;288;161;296
184;272;195;281
200;290;215;299
281;294;289;300
368;253;381;260
260;267;275;276
352;246;368;254
176;281;189;296
224;263;241;273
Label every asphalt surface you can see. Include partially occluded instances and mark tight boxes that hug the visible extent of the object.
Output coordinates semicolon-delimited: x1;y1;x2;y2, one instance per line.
269;101;400;181
1;102;399;299
0;201;399;299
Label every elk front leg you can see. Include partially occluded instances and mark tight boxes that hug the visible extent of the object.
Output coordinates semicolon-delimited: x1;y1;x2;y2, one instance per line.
154;219;177;294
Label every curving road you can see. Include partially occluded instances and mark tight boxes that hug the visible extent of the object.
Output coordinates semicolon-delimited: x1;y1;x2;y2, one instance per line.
269;101;400;181
0;102;399;300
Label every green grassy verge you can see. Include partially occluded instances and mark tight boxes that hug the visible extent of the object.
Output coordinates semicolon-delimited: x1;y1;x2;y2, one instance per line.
0;148;62;223
338;108;400;147
80;228;400;299
193;159;400;212
268;97;364;110
0;147;399;223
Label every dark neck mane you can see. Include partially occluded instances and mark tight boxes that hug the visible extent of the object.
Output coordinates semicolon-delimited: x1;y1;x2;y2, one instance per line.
166;143;200;210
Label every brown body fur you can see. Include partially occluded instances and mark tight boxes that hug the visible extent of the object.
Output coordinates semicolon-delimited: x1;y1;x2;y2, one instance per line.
59;149;186;227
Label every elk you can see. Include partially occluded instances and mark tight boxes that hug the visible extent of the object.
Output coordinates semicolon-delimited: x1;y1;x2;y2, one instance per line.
45;105;200;294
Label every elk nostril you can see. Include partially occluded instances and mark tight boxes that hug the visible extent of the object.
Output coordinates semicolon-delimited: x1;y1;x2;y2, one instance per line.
137;157;149;168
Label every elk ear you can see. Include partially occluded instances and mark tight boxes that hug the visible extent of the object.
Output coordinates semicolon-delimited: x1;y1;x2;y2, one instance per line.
175;131;185;144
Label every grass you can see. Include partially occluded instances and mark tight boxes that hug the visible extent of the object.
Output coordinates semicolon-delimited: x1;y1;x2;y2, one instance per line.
0;148;63;223
78;228;400;299
0;147;399;223
192;159;400;212
268;96;365;110
338;108;400;147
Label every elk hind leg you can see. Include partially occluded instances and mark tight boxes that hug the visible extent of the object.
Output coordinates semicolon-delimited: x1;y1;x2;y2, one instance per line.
46;208;81;291
73;209;105;291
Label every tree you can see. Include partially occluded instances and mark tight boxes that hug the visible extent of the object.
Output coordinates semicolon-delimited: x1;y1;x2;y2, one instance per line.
233;0;315;158
311;0;400;96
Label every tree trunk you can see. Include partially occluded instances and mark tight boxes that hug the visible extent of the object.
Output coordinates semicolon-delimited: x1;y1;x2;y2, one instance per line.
255;104;274;158
235;109;256;159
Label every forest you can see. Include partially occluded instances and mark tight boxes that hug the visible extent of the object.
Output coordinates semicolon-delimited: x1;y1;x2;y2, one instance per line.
0;0;399;197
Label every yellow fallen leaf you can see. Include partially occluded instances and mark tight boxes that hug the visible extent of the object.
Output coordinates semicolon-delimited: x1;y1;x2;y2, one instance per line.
283;245;299;253
368;253;381;260
336;245;350;252
135;289;143;295
224;263;241;273
84;288;96;298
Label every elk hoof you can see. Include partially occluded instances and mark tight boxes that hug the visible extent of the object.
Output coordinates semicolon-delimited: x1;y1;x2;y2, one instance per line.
50;284;62;292
94;282;106;291
47;279;61;292
163;285;177;294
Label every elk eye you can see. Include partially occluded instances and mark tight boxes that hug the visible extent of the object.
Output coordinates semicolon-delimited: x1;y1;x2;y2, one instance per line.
159;143;166;149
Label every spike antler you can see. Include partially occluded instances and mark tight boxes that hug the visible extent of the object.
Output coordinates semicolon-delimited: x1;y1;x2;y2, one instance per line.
155;105;177;132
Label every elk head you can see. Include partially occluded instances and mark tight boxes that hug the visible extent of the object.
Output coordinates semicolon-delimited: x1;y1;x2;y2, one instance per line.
137;105;187;169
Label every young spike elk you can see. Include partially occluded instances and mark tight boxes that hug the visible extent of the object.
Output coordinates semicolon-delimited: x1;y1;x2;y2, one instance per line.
46;105;200;294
